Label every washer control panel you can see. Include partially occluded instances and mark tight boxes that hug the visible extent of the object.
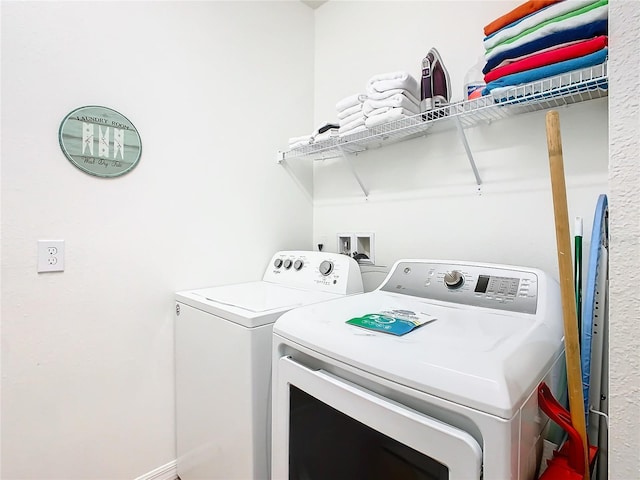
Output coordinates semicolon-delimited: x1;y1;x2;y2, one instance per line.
381;261;539;314
264;251;363;295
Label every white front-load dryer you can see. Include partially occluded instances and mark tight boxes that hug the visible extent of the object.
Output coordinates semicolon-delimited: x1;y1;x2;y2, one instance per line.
175;251;363;480
271;259;565;480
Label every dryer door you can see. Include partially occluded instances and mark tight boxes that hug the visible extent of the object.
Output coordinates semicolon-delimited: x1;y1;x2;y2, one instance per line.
272;356;482;480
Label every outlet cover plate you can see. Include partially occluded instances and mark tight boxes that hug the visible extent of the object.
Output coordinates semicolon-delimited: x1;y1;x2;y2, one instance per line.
37;240;65;273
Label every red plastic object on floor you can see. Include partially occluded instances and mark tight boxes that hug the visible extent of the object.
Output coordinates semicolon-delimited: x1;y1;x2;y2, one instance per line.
538;382;598;480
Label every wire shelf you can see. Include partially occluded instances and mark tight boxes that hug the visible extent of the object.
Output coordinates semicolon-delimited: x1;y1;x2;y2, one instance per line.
279;61;608;162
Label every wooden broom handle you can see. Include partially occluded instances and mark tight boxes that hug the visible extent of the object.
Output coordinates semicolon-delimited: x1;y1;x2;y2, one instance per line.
546;110;590;480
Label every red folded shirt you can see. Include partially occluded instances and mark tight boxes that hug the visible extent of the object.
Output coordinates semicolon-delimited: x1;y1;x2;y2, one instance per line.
484;0;563;37
484;35;608;83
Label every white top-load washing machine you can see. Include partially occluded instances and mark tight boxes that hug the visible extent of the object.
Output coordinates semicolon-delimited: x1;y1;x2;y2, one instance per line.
271;259;565;480
175;250;363;480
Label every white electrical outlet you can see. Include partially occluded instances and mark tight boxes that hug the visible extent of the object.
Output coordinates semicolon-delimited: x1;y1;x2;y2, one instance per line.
37;240;65;273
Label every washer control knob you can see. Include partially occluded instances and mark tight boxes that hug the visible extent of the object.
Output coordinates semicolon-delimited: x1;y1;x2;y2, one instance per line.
444;270;464;289
294;259;304;271
319;260;334;276
283;259;293;270
273;258;283;269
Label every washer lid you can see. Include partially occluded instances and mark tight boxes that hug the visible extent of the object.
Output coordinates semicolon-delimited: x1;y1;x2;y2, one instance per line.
273;290;564;419
176;281;342;328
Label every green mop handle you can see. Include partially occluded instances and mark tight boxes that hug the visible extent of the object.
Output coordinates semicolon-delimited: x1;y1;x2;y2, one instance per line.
575;216;583;345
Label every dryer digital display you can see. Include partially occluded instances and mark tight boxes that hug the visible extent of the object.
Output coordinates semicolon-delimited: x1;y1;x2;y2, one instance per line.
474;275;490;293
475;275;520;296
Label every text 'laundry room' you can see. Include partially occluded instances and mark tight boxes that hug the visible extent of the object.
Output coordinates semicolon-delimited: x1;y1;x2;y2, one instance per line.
1;1;638;480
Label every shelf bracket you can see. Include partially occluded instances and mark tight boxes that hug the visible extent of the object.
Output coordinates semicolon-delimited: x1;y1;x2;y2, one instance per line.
277;152;313;203
454;116;482;186
337;146;369;198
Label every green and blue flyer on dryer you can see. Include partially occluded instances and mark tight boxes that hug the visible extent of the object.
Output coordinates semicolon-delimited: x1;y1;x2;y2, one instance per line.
347;309;436;336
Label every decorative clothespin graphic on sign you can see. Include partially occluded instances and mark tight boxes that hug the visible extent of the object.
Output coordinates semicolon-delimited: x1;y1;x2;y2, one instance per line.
58;105;142;178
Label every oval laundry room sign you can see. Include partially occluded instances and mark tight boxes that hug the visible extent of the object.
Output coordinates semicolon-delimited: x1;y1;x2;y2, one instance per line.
58;105;142;178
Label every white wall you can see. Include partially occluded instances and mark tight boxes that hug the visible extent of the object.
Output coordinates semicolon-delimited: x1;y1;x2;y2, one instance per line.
0;1;314;478
608;1;640;477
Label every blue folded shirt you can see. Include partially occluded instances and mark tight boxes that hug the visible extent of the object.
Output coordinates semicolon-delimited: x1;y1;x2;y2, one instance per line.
483;47;608;95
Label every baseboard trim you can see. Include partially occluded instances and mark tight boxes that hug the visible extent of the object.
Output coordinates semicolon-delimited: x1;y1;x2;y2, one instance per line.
134;460;177;480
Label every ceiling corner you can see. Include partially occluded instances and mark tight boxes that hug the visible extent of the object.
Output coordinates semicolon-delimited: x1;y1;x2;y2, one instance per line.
300;1;328;10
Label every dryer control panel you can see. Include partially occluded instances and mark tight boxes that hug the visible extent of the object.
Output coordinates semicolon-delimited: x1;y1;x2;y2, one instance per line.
263;251;364;296
381;260;539;314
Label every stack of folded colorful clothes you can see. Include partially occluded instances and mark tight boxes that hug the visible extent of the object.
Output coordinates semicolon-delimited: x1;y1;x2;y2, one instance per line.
482;0;608;97
363;71;421;128
336;94;367;137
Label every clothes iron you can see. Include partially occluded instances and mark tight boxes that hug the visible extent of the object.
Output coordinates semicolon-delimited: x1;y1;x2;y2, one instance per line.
420;47;451;119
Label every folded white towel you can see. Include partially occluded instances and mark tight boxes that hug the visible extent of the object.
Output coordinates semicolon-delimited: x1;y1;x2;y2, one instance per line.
363;106;395;118
288;135;311;147
312;122;339;136
339;110;365;127
366;87;421;105
337;103;363;120
289;123;339;149
363;93;420;116
289;140;311;150
338;116;366;134
366;71;420;99
312;129;339;143
336;93;367;112
338;124;368;137
364;108;420;128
